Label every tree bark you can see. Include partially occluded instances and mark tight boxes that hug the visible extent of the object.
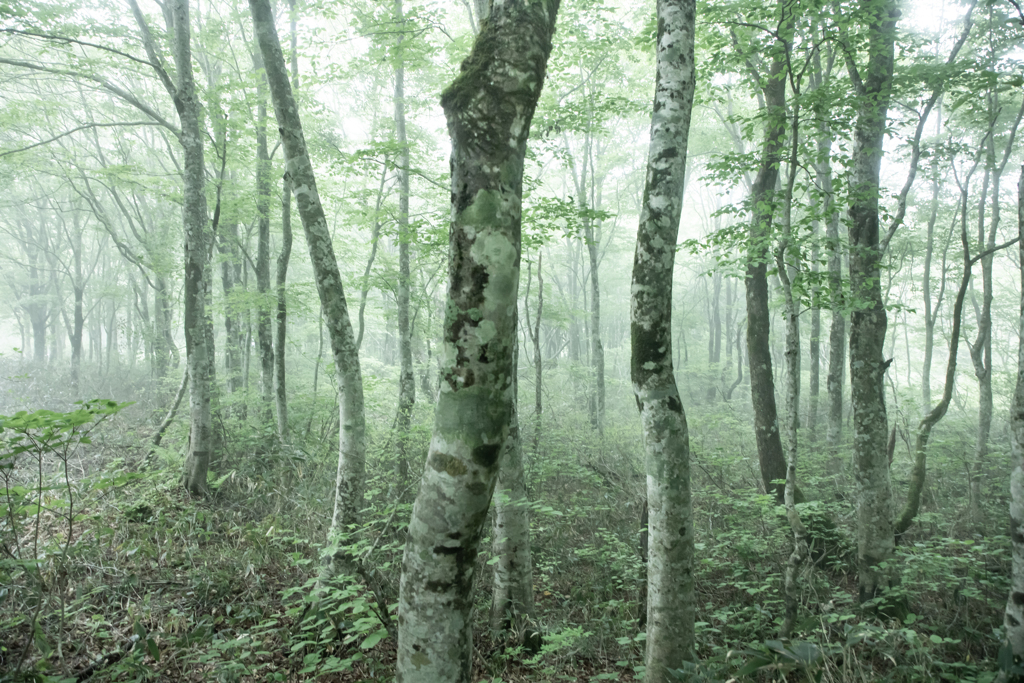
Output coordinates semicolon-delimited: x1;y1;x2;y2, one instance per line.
394;0;415;486
489;350;536;642
745;8;788;502
1003;163;1024;677
846;0;899;605
274;0;298;441
254;48;276;419
631;0;697;679
395;0;558;678
128;0;215;495
249;0;367;550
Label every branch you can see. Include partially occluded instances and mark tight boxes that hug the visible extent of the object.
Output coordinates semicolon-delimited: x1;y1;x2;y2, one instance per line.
879;0;977;254
0;57;180;136
0;121;160;159
126;0;180;107
0;29;158;69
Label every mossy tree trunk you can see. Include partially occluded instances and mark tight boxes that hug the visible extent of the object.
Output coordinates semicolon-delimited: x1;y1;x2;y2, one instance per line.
845;0;899;605
395;0;558;678
631;0;697;679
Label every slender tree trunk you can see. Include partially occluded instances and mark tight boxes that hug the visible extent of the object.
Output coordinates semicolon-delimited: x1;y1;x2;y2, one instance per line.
254;49;275;419
585;204;605;431
847;0;899;605
274;0;298;441
394;0;415;486
896;214;974;537
1003;163;1024;677
631;0;697;678
534;252;543;457
745;12;787;502
395;1;558;678
777;87;808;638
250;0;367;555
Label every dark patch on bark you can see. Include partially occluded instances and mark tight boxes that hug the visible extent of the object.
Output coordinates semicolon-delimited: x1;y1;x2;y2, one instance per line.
667;394;682;414
472;443;501;468
1014;591;1024;606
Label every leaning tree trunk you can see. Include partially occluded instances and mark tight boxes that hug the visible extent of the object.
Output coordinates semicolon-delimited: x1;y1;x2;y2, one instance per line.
395;1;558;679
847;0;899;605
631;0;697;679
895;214;973;537
1003;163;1024;679
745;16;788;503
250;0;366;554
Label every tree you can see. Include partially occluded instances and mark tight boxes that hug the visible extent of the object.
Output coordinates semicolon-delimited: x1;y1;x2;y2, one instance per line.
126;0;216;495
844;0;899;605
1004;162;1024;683
395;0;559;678
249;0;367;562
630;0;697;679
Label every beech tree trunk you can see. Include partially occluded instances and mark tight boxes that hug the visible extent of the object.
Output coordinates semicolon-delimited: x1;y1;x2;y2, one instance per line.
630;0;697;679
1003;163;1024;674
395;0;558;678
489;350;535;641
254;48;275;418
394;0;415;485
745;15;787;502
250;0;367;549
274;0;298;441
846;0;898;605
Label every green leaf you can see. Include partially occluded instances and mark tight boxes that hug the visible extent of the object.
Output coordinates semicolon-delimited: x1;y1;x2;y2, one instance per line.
146;637;160;661
359;629;387;649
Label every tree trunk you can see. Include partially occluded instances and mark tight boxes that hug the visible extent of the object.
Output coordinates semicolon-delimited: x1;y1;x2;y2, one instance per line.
394;0;415;486
895;212;974;537
395;1;558;678
745;15;787;503
489;354;536;643
1003;163;1024;676
847;0;899;605
274;0;298;441
254;48;275;419
250;0;367;549
631;0;697;679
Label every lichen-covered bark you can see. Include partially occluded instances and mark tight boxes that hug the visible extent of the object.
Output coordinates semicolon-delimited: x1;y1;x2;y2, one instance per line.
847;0;898;604
250;0;366;539
489;389;535;639
395;0;415;484
746;14;788;502
631;0;696;679
1004;163;1024;668
395;1;558;680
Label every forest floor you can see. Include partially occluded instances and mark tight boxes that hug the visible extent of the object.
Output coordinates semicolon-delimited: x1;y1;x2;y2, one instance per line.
0;382;1015;682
